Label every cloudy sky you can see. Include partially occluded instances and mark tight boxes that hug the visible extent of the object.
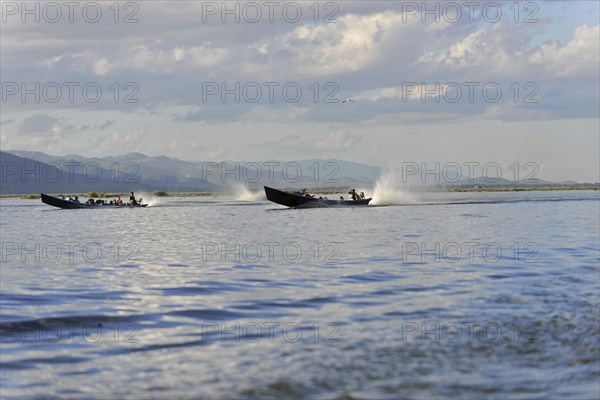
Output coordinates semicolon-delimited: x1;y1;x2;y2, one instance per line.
1;1;598;181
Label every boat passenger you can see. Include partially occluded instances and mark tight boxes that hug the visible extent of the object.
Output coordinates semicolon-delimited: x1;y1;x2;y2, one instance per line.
129;192;138;205
115;196;123;205
339;196;344;201
348;189;359;201
360;192;365;199
73;196;80;203
87;199;95;204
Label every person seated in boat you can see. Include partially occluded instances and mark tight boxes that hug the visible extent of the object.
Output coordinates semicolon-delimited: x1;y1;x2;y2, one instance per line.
339;196;344;201
115;196;123;205
86;198;95;204
360;192;365;199
73;196;80;203
129;192;138;205
109;200;114;205
66;196;73;201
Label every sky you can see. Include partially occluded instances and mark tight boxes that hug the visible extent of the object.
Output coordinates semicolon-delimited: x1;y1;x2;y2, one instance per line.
1;0;599;182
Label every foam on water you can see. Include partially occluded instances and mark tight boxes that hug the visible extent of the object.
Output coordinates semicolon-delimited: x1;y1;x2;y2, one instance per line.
370;170;415;206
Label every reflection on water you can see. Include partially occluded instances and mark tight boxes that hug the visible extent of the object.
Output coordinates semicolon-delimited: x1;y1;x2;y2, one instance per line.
1;191;599;398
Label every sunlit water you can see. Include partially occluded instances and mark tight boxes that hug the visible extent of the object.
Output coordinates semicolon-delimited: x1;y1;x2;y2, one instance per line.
1;191;599;399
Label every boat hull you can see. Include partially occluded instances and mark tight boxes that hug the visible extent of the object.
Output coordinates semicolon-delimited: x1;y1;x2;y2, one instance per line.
41;194;148;209
264;186;371;208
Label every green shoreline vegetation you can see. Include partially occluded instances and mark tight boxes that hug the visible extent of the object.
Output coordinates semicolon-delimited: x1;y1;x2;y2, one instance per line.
1;185;598;199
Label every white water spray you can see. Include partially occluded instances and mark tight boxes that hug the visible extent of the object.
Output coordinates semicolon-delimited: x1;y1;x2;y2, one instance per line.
233;184;266;201
370;170;415;205
135;192;164;207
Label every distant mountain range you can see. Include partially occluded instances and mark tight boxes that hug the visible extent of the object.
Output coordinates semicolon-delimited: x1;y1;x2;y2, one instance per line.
1;151;593;195
0;151;381;194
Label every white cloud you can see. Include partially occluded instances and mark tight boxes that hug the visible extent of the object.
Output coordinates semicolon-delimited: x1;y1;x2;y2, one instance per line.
530;24;599;78
417;23;600;80
40;55;65;69
185;45;229;67
245;11;407;76
76;43;229;76
92;57;115;76
417;24;526;77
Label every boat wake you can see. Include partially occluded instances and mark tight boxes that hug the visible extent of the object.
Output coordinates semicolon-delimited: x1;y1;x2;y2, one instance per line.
233;184;266;201
370;170;416;206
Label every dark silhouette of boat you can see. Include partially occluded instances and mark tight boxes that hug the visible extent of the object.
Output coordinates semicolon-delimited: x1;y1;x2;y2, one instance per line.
264;186;371;208
41;194;147;209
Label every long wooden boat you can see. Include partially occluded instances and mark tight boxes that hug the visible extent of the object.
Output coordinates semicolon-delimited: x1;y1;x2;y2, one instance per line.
41;194;147;209
264;186;371;208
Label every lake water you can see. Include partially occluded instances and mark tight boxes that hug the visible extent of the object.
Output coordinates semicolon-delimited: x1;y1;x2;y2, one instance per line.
1;190;599;399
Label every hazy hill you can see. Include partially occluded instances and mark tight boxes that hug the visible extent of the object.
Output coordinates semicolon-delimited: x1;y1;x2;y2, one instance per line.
4;151;381;192
0;151;159;194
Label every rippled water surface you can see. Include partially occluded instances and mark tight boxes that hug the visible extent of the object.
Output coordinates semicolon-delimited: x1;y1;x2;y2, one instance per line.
1;191;599;399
